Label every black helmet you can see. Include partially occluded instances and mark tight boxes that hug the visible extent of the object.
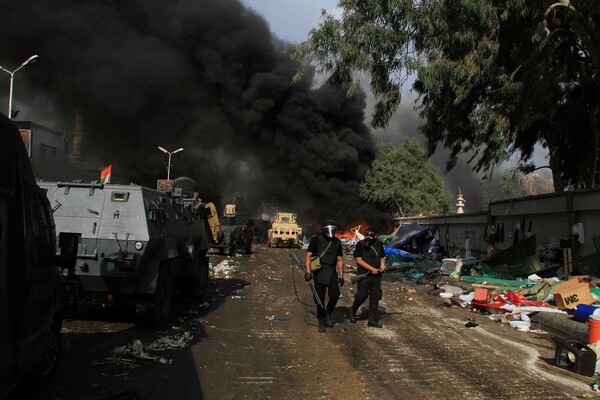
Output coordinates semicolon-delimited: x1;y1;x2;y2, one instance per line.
322;220;337;238
365;228;376;238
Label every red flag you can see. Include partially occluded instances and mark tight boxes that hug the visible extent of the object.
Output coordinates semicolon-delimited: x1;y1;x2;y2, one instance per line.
100;164;112;184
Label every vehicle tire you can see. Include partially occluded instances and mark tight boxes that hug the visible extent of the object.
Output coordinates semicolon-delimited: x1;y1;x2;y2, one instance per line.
137;266;173;328
30;318;61;386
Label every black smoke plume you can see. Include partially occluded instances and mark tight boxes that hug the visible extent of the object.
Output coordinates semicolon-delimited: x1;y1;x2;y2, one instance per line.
0;0;390;227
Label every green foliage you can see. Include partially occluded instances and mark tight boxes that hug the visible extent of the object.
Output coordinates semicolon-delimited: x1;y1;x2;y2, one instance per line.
292;0;600;191
359;138;452;217
501;168;528;198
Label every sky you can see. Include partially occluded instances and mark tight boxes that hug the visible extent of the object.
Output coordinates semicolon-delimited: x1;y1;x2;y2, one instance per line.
241;0;340;43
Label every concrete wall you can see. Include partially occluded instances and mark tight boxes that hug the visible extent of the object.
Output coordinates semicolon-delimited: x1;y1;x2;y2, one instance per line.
397;188;600;262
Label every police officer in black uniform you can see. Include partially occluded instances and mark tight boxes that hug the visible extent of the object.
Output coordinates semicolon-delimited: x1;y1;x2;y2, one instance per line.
350;228;386;328
305;220;344;332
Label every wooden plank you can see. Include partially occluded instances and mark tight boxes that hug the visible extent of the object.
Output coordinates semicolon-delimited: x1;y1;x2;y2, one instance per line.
471;283;503;289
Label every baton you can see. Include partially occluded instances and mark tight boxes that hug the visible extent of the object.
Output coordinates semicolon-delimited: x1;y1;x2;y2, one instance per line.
289;252;324;309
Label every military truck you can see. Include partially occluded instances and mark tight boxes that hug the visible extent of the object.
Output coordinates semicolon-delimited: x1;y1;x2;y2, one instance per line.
39;177;213;327
267;212;302;248
209;203;253;256
0;114;78;398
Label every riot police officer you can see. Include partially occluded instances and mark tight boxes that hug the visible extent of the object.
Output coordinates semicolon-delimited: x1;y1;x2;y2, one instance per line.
350;228;386;327
305;220;344;332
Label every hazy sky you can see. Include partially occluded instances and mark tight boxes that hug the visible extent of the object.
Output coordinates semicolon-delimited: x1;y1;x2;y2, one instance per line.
241;0;339;43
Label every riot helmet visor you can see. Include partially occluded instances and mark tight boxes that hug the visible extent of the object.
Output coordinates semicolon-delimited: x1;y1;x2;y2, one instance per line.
322;221;337;238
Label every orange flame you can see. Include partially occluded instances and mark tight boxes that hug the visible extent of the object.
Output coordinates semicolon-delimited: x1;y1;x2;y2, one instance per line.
336;220;369;239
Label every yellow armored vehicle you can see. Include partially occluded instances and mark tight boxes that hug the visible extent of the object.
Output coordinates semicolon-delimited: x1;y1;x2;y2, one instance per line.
267;212;302;248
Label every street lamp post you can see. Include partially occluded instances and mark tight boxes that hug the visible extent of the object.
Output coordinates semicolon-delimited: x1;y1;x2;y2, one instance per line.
158;146;184;180
0;55;40;119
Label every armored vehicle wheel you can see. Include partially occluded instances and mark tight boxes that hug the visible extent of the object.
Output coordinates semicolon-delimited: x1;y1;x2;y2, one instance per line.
30;318;61;385
137;267;173;328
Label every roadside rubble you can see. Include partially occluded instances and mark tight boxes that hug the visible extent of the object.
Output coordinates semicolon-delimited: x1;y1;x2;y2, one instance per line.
378;225;600;389
210;259;238;279
101;331;196;367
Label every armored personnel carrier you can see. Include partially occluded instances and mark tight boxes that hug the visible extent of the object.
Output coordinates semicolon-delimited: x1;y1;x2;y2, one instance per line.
39;178;212;327
267;212;302;248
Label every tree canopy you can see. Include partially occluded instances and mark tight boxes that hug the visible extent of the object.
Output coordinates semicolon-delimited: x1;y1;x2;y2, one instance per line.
359;138;451;217
292;0;600;191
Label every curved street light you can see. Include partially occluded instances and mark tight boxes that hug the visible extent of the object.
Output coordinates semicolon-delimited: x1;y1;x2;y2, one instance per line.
158;146;184;180
0;54;40;119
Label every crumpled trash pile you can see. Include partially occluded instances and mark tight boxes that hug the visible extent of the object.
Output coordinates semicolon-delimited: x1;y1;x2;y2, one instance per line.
434;280;567;333
105;331;195;366
210;260;238;279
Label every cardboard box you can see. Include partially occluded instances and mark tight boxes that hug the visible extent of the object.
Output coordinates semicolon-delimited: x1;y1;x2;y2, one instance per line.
552;278;594;309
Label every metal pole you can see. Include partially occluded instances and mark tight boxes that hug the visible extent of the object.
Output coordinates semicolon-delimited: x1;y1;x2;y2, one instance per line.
167;152;172;180
7;72;14;119
1;55;39;119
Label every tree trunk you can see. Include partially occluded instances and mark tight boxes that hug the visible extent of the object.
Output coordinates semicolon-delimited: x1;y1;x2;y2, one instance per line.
545;134;564;192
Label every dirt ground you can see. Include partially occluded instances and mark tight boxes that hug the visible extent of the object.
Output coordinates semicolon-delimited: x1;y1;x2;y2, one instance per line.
12;244;600;400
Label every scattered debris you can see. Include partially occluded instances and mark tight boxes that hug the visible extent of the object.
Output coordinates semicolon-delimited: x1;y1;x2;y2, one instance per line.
265;315;285;321
105;331;196;367
211;260;238;279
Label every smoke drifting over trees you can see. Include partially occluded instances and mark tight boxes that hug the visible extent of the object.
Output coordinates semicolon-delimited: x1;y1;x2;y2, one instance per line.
0;0;391;226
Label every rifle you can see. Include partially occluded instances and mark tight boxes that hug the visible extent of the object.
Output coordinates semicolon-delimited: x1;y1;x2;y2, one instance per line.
350;265;402;284
289;251;324;308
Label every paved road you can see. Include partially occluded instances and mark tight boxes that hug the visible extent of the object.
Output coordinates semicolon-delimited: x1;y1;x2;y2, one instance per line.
15;245;593;399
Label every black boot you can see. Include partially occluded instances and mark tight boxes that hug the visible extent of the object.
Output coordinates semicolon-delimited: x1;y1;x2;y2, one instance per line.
348;307;357;323
325;313;334;328
318;319;327;332
368;318;382;328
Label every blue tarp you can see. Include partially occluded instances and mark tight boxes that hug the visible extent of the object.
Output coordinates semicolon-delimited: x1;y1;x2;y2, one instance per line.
388;222;431;249
385;247;421;259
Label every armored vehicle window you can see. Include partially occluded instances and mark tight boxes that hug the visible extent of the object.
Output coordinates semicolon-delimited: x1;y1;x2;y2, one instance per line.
111;192;130;202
